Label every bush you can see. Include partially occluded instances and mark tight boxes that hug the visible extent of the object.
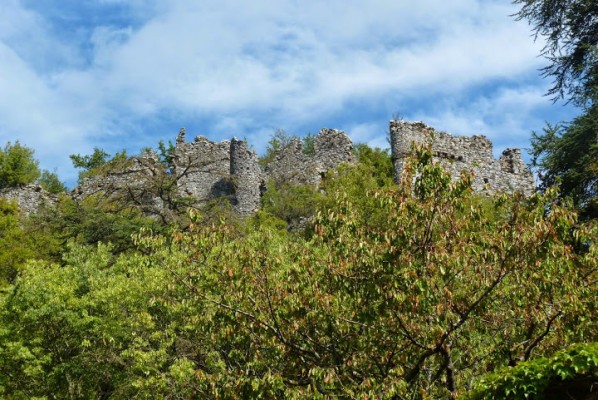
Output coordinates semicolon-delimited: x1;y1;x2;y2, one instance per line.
465;343;598;399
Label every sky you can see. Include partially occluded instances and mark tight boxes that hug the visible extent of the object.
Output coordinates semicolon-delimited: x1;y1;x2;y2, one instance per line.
0;0;580;187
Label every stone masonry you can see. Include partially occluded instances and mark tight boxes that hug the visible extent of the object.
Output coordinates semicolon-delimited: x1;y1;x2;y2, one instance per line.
389;120;534;195
1;121;535;216
0;184;58;215
266;128;355;186
230;138;262;216
174;129;234;203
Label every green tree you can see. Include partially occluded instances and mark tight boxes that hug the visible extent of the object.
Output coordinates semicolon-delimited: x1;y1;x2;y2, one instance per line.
0;199;37;285
260;180;319;228
37;169;67;194
514;0;598;218
27;194;164;258
259;129;295;167
302;132;316;156
70;148;129;182
353;143;394;187
0;146;594;398
70;147;110;171
0;141;40;188
513;0;598;105
530;105;598;218
158;139;176;170
259;129;316;167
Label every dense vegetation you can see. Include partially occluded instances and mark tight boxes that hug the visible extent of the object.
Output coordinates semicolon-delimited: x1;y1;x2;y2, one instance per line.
514;0;598;219
0;135;595;399
0;3;594;397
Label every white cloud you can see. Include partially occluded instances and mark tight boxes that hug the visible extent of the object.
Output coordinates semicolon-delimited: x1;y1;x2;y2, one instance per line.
0;0;566;186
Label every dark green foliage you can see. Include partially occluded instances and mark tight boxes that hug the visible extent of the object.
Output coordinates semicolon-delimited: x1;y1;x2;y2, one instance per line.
353;143;394;187
158;139;176;170
261;180;319;226
0;141;40;188
0;199;35;285
70;147;110;172
70;148;130;182
302;132;315;156
515;0;598;218
28;195;163;257
465;342;598;399
530;103;598;218
37;169;67;194
513;0;598;105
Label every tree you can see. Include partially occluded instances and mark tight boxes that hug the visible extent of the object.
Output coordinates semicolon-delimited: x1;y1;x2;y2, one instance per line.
1;145;594;398
353;143;394;187
0;199;36;285
157;139;176;171
70;148;129;182
0;141;40;188
259;129;317;168
514;0;598;218
530;104;598;218
513;0;598;105
37;170;67;194
27;194;164;257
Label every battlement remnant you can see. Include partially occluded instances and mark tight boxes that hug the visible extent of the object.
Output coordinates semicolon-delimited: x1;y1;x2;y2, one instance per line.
389;120;534;195
266;128;355;186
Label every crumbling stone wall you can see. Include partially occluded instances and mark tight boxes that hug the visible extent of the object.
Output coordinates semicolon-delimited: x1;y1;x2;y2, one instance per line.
230;138;262;216
72;151;169;218
173;129;233;203
2;120;534;218
0;184;58;215
389;120;534;195
266;128;355;186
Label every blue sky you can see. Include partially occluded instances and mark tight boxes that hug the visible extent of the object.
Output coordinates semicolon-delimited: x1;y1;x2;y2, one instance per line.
0;0;579;187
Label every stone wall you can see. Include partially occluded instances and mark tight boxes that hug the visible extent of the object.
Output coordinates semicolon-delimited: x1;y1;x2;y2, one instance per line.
389;120;534;195
266;128;355;186
0;184;58;215
230;138;262;216
0;120;535;217
173;129;233;203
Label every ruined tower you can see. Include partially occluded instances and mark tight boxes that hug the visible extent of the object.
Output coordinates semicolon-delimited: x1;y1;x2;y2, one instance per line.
230;138;261;216
389;120;534;195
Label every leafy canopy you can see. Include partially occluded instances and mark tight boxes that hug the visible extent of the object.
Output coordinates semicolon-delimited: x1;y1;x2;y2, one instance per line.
530;103;598;218
0;144;595;399
70;148;129;182
0;141;40;188
513;0;598;105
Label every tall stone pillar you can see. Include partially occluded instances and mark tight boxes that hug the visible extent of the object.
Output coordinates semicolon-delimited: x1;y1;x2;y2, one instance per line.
230;138;261;216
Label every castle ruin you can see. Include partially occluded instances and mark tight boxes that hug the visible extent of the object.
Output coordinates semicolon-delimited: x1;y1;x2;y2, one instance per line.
3;120;535;216
389;120;534;195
